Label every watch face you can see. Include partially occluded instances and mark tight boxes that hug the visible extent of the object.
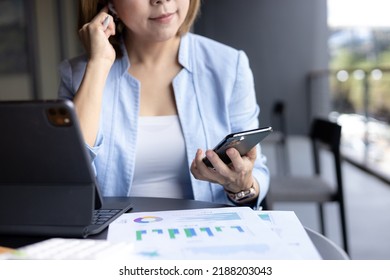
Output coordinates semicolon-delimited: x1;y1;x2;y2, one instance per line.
231;186;256;202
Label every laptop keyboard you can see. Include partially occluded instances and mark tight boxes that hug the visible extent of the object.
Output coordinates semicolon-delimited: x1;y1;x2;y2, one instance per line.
92;209;121;225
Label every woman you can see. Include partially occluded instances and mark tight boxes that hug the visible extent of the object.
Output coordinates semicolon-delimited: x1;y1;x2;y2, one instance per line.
58;0;269;208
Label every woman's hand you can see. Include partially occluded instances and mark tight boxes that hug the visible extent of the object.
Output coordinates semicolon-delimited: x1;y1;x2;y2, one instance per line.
74;6;117;146
190;146;260;203
78;7;116;66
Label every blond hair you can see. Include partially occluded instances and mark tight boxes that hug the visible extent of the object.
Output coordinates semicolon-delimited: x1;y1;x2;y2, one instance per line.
78;0;201;58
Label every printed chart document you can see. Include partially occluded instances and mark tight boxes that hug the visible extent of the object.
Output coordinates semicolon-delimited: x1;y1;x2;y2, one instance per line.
107;207;297;260
257;211;321;259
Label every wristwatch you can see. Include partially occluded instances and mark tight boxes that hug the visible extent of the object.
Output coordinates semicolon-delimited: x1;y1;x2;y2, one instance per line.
228;185;257;203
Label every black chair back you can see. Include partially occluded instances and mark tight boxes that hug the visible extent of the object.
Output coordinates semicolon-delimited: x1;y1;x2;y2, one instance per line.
310;118;344;199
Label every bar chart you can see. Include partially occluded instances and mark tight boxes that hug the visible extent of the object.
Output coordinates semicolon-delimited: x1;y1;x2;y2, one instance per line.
135;225;245;241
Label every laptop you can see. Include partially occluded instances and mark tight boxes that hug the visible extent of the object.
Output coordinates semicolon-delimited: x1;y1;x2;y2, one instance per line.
0;99;133;238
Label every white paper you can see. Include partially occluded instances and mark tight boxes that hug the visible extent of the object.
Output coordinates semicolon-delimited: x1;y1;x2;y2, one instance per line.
256;211;322;259
108;207;297;260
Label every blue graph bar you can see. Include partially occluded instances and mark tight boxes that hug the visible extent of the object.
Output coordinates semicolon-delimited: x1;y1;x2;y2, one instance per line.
168;228;180;239
200;227;214;237
231;226;244;232
184;228;197;238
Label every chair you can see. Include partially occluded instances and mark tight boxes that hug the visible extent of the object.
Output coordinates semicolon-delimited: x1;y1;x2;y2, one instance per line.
266;118;349;254
305;227;349;260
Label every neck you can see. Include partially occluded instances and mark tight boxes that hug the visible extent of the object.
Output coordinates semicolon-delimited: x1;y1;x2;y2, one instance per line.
124;33;181;67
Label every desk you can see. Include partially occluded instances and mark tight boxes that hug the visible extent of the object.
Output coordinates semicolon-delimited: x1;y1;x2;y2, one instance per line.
0;197;348;259
0;197;226;249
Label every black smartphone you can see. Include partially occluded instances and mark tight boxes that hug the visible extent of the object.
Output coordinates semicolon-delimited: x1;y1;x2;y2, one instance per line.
202;127;273;168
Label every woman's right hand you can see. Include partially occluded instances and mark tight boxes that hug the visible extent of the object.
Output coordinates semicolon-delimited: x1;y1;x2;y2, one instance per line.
78;7;116;67
74;7;117;146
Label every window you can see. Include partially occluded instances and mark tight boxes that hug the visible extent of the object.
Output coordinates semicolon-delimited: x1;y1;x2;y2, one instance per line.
327;0;390;178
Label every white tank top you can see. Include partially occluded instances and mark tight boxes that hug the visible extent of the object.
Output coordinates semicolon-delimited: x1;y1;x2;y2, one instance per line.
130;115;193;199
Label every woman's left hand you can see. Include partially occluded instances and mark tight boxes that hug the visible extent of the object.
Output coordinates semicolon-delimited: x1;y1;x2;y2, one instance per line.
190;146;259;201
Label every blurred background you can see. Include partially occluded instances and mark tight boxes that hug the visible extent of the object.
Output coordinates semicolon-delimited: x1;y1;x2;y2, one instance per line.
1;0;389;259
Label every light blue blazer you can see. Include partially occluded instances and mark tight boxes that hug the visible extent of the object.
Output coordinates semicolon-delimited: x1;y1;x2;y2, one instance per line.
58;32;269;208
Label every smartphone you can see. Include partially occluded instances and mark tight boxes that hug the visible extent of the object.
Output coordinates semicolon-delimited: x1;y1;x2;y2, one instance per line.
202;127;273;168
